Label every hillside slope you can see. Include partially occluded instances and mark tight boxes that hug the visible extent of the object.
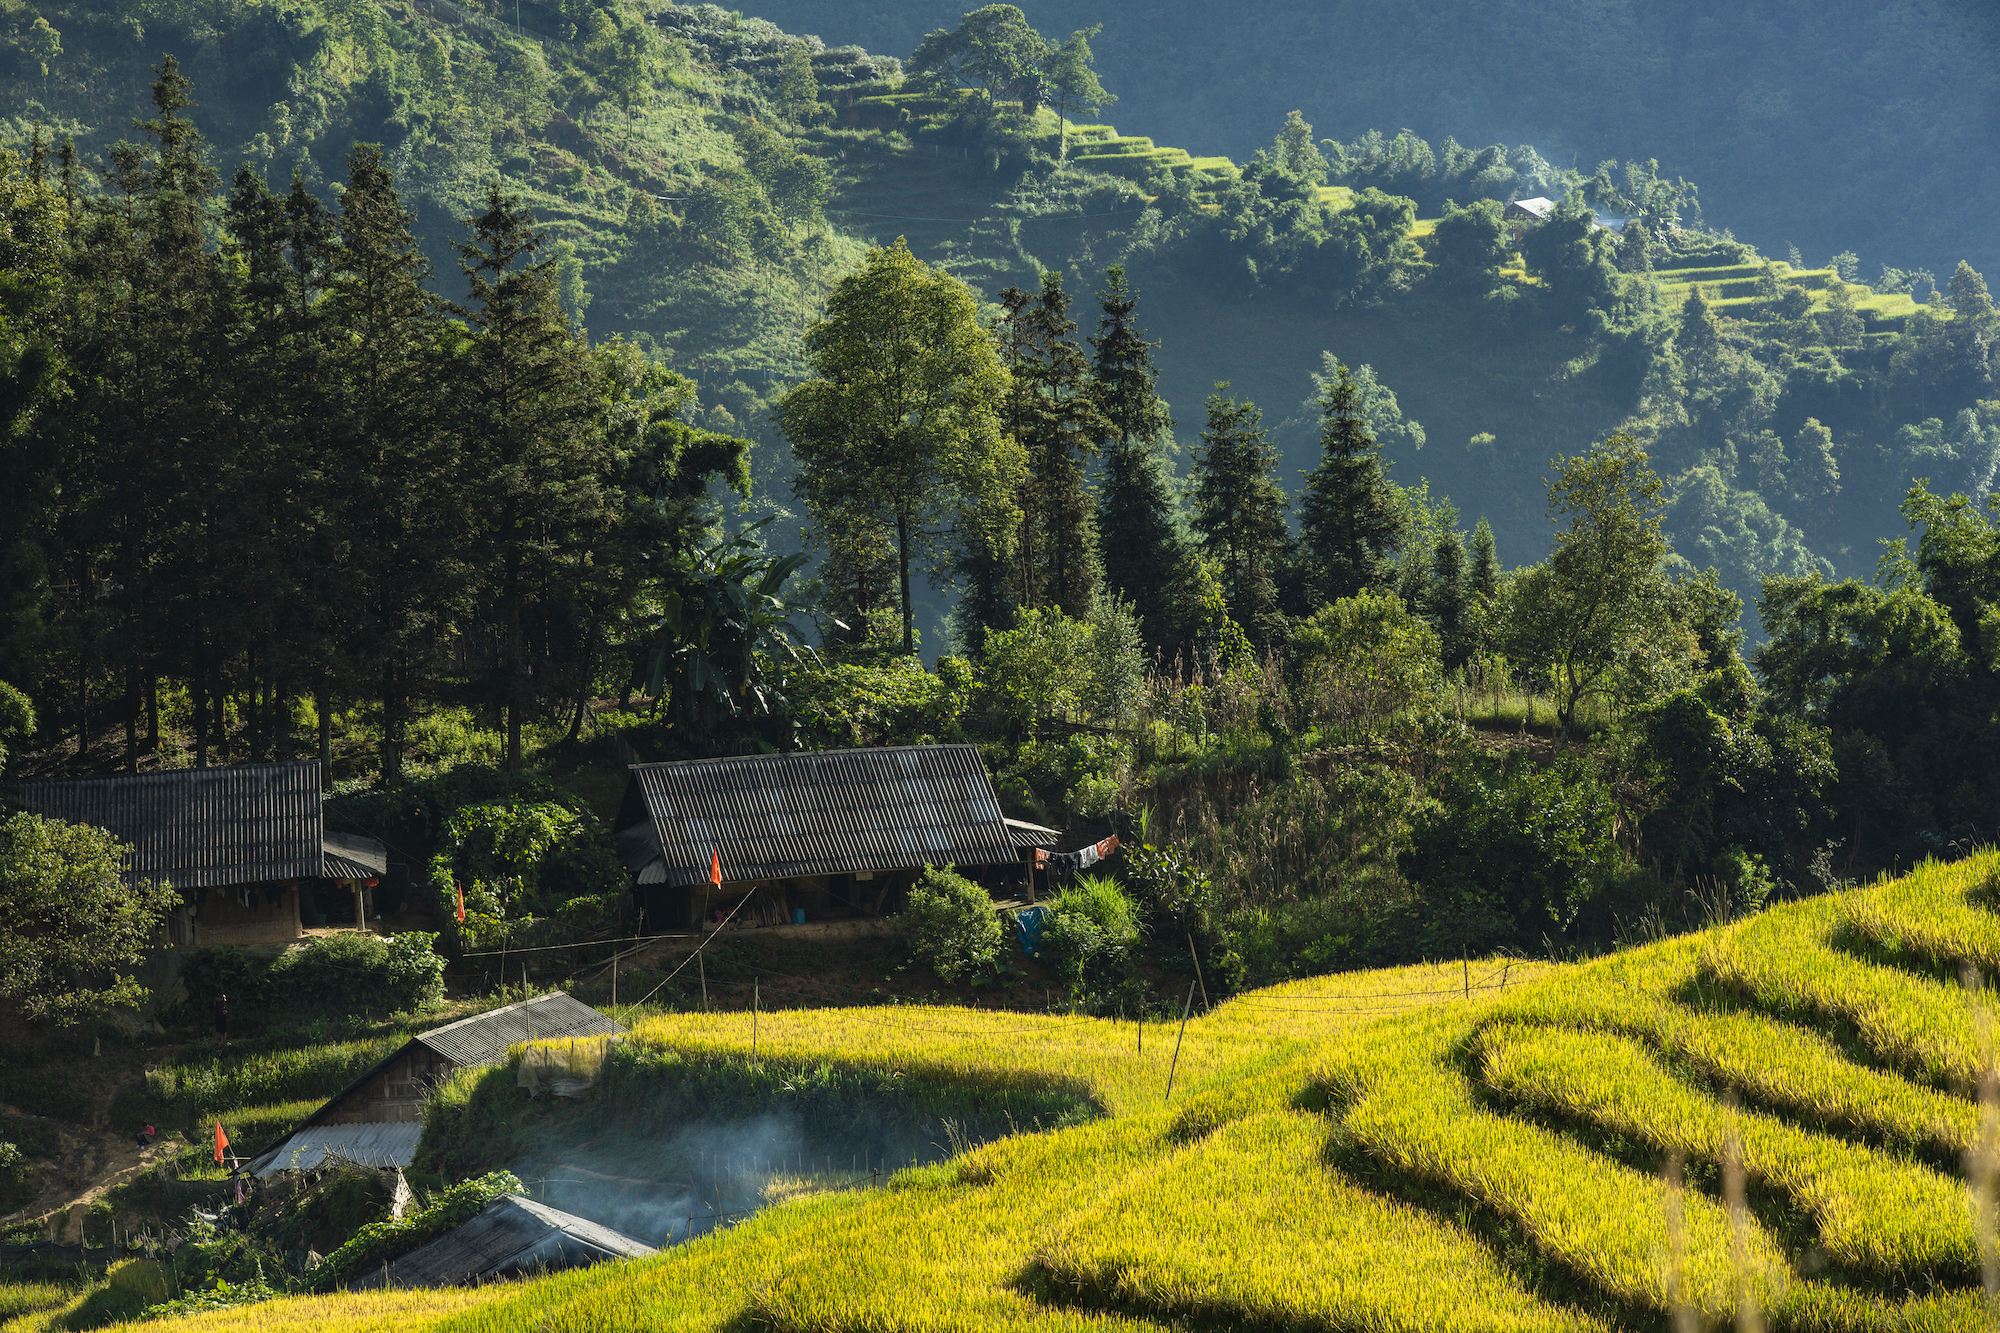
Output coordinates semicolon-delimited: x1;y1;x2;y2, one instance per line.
46;852;2000;1332
730;0;2000;286
4;0;1993;631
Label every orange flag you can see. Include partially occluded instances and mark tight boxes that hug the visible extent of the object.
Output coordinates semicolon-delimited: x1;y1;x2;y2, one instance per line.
709;848;723;888
213;1120;229;1164
455;880;467;924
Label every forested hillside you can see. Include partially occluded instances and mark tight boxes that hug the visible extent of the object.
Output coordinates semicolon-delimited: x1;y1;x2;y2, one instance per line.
739;0;2000;286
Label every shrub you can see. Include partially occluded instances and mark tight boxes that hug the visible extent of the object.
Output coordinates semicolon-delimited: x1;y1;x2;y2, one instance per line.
308;1170;522;1291
1402;755;1621;949
180;946;275;1014
263;933;445;1015
898;865;1003;984
0;1140;30;1209
1040;875;1142;987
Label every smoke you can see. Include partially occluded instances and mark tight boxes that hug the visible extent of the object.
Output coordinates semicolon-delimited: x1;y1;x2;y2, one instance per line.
509;1111;964;1247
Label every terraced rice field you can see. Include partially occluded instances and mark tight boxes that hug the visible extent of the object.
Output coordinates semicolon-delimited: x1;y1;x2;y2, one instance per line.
48;853;2000;1332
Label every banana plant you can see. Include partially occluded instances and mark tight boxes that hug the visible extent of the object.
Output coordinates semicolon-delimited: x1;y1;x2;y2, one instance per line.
627;519;815;749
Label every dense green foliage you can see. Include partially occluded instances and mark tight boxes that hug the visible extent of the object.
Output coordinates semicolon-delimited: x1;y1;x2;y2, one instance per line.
0;811;175;1023
307;1169;522;1291
178;934;446;1018
898;863;1004;983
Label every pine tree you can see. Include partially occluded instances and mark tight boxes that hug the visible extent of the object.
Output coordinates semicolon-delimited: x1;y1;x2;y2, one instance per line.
328;144;455;782
1430;526;1472;668
1470;517;1500;603
998;271;1108;620
1192;385;1288;645
456;184;619;769
1090;265;1191;653
1298;361;1400;605
92;56;227;766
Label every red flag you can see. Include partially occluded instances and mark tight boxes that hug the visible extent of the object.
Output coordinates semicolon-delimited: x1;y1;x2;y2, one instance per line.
709;848;723;888
455;880;467;924
213;1120;229;1164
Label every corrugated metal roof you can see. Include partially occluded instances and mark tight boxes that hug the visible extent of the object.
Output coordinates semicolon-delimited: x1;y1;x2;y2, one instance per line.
12;762;323;889
1004;818;1060;848
247;1122;424;1178
415;993;625;1068
323;830;390;879
624;745;1018;886
348;1195;652;1288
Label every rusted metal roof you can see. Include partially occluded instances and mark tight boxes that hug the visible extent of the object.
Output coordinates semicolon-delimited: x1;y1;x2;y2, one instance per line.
246;1122;425;1178
622;745;1018;887
347;1195;652;1288
12;762;324;889
414;993;625;1068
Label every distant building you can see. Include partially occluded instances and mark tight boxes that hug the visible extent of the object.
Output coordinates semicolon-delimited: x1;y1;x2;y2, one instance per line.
11;760;388;947
344;1194;653;1288
613;744;1026;931
243;993;624;1177
1505;196;1557;224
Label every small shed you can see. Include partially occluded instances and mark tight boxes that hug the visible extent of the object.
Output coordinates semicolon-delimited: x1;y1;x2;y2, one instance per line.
1505;196;1557;223
11;761;388;946
614;744;1025;931
344;1194;653;1288
245;993;624;1178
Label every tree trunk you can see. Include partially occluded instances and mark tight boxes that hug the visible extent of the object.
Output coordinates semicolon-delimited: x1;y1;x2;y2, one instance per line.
124;667;138;773
245;646;259;762
506;700;521;770
380;659;398;785
193;645;208;768
316;676;331;782
145;675;158;753
897;508;915;656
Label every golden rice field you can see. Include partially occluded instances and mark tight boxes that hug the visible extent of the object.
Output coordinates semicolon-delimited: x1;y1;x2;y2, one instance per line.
30;852;2000;1332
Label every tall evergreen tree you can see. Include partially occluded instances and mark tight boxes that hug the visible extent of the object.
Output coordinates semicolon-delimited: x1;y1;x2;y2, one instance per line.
1192;385;1287;645
1470;517;1500;603
1298;361;1400;605
1089;266;1190;652
328;144;455;782
456;184;620;769
1430;526;1472;668
998;271;1107;620
85;57;227;766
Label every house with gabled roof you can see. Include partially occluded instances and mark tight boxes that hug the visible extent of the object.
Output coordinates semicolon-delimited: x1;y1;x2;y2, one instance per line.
243;992;624;1177
612;744;1027;931
11;760;389;946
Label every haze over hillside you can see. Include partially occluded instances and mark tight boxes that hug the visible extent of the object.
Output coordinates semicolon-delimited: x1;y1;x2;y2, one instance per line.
736;0;2000;285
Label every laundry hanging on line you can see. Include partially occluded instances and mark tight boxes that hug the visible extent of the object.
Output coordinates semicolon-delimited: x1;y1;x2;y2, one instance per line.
1034;835;1121;881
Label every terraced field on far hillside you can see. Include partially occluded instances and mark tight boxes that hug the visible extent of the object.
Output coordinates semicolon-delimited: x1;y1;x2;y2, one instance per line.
31;855;2000;1332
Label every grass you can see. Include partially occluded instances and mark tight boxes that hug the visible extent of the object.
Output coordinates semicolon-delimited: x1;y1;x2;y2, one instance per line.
72;851;2000;1333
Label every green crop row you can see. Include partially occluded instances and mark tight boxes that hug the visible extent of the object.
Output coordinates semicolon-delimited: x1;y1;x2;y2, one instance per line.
1315;1010;1794;1322
1486;940;1978;1158
1699;896;1982;1090
1034;1109;1607;1331
1843;851;2000;972
1477;1023;1974;1277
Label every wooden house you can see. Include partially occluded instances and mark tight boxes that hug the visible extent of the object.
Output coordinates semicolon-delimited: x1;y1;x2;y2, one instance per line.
613;744;1027;931
345;1194;652;1287
244;992;624;1176
11;760;389;947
